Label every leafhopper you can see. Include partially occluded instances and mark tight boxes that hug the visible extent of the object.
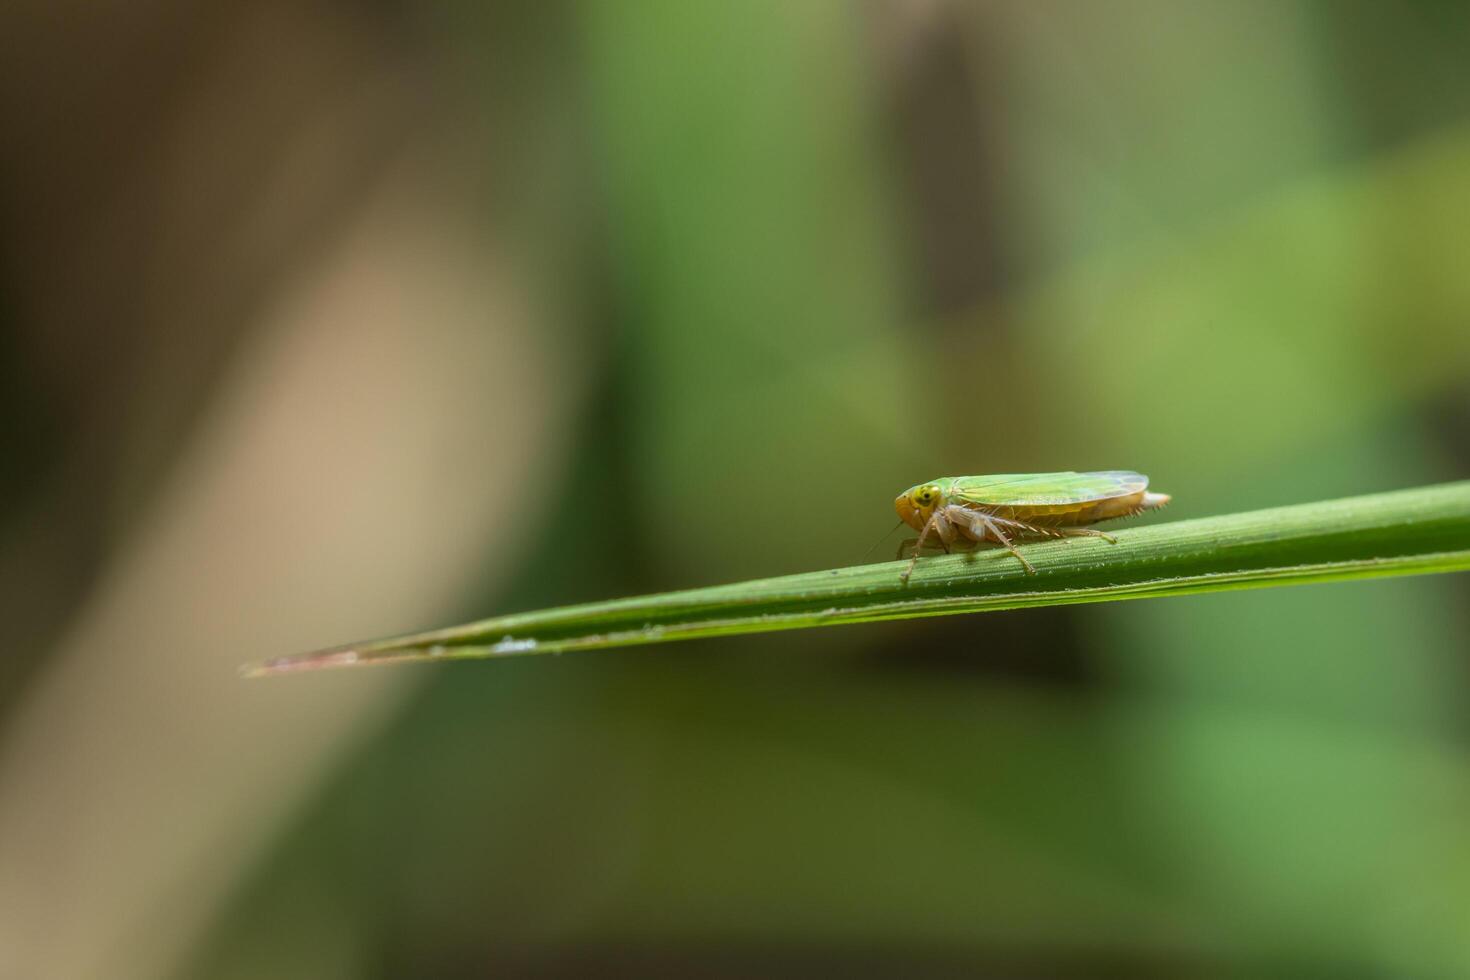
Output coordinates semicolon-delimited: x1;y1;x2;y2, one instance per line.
894;471;1170;580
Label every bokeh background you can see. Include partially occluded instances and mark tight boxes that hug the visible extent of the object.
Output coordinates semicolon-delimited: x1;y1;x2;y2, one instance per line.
2;2;1469;977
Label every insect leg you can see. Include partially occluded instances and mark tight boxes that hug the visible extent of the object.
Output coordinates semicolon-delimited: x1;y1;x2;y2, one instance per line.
932;510;955;552
980;514;1060;539
941;505;984;537
990;513;1116;544
975;515;1037;575
1056;526;1118;544
896;536;940;559
900;509;959;581
900;513;935;582
980;513;1115;545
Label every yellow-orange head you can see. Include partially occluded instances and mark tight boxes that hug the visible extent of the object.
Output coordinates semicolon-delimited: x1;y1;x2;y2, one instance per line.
895;482;944;532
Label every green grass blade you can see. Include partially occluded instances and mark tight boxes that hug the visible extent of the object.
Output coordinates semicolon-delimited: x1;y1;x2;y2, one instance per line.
247;481;1470;675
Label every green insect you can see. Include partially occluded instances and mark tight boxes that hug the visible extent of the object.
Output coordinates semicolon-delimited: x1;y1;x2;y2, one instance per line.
894;471;1171;580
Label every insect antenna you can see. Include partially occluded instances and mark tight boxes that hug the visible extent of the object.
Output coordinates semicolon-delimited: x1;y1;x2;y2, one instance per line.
860;520;906;563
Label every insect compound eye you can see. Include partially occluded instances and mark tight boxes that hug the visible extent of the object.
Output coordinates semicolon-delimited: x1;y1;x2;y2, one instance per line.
915;489;934;506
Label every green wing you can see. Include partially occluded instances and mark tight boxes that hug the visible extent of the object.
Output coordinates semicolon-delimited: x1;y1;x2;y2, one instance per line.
947;471;1148;507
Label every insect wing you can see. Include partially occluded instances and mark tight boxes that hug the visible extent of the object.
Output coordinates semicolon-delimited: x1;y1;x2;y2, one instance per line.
948;471;1148;507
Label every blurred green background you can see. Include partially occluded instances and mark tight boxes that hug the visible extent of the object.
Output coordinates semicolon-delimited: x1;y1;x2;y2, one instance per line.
2;2;1469;977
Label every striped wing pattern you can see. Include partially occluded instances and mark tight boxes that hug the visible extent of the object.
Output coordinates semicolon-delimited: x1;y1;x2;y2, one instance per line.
947;471;1147;507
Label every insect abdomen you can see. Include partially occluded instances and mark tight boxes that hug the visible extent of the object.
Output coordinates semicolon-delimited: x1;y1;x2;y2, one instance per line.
981;490;1167;525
